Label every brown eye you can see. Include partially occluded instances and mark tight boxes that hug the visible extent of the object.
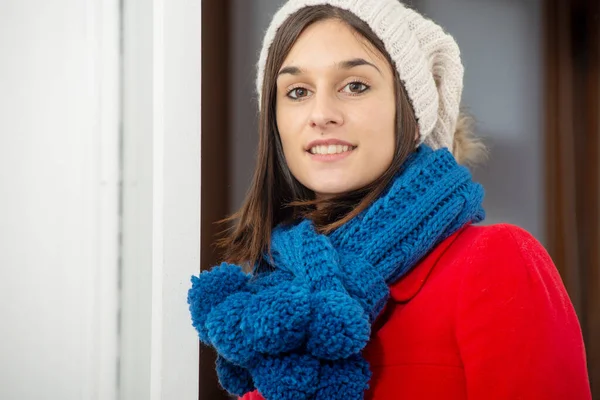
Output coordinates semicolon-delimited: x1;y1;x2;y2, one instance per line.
287;87;311;100
342;81;370;94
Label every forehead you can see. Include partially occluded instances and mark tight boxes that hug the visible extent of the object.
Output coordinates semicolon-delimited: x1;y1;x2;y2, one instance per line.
281;18;387;69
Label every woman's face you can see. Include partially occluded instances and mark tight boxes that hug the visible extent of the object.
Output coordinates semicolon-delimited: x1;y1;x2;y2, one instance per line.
276;18;396;198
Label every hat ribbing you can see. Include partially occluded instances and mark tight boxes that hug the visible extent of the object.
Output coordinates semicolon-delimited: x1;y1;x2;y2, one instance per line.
256;0;464;152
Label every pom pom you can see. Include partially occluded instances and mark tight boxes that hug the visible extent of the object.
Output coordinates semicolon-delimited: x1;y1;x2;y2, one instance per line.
315;355;371;400
188;263;250;344
206;291;257;365
243;281;311;354
215;356;255;397
251;353;320;400
307;290;370;360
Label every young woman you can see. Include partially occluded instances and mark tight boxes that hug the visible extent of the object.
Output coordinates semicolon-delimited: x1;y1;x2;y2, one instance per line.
188;1;592;399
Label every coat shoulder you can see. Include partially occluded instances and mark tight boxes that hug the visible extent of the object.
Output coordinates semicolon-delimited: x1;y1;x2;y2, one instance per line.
440;222;563;293
451;223;557;278
389;223;555;302
456;223;548;256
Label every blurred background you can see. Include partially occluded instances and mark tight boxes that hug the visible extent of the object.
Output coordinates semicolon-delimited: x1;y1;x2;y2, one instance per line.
0;0;597;399
203;0;599;398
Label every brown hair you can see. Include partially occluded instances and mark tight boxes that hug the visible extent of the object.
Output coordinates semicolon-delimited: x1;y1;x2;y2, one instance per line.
218;5;418;269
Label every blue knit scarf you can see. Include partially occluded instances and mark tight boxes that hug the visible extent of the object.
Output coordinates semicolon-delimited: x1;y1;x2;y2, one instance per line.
188;145;485;399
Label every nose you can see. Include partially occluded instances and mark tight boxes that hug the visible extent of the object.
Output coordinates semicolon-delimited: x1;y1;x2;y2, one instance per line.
308;92;344;130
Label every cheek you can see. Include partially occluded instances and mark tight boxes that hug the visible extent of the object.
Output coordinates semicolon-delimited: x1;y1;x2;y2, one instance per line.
378;92;396;141
380;102;396;145
276;107;303;161
276;106;291;144
357;97;396;152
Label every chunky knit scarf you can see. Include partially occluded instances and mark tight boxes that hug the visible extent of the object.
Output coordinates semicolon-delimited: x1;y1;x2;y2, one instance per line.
188;145;485;399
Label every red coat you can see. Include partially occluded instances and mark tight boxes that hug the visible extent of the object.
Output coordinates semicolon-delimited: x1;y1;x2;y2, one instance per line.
240;224;591;399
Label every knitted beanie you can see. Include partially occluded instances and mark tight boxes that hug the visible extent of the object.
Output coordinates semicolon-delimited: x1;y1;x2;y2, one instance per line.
256;0;464;152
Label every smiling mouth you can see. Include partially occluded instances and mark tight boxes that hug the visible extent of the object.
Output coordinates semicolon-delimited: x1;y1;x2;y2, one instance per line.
307;144;357;155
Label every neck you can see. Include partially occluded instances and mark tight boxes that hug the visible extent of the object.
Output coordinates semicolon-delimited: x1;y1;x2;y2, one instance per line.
314;192;334;209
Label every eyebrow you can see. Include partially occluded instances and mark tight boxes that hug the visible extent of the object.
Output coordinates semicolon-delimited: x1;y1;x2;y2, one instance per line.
277;57;382;77
338;58;381;74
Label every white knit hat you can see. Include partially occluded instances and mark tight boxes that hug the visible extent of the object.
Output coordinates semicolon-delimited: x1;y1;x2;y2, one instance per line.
256;0;464;152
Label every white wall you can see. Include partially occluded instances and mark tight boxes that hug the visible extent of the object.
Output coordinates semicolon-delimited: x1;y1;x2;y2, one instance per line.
0;0;120;399
0;0;201;399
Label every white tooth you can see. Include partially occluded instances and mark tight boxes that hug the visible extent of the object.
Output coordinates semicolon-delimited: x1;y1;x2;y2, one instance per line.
310;147;316;154
342;145;349;152
317;146;323;154
328;145;336;154
336;145;343;153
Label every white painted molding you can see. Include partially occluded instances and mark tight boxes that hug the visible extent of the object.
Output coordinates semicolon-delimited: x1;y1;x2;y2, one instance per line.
121;0;201;398
87;0;121;398
151;1;201;396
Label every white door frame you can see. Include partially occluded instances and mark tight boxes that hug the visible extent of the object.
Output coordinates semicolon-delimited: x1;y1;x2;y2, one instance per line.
89;0;121;397
120;0;201;398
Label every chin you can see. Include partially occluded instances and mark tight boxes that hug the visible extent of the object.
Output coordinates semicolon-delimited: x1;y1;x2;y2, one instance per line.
308;181;363;197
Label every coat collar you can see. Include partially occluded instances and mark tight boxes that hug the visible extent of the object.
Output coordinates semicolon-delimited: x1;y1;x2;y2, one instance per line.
389;225;469;303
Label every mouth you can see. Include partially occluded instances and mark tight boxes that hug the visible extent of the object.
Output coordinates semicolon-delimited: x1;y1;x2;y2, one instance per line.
307;144;356;155
306;144;356;162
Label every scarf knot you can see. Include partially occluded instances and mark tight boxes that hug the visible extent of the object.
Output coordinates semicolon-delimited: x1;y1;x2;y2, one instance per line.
188;145;485;399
